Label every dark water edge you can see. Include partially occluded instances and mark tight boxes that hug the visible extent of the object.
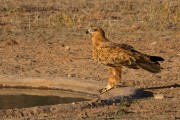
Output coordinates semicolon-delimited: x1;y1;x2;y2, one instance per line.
0;94;89;109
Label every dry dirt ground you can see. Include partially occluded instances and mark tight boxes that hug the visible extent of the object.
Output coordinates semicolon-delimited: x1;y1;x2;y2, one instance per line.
0;0;180;119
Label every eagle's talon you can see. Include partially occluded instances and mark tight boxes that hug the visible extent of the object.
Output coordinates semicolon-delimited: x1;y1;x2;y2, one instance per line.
99;88;107;94
99;85;114;94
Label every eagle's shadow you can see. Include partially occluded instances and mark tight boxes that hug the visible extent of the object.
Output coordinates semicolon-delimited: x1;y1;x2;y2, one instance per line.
116;84;180;98
142;84;180;98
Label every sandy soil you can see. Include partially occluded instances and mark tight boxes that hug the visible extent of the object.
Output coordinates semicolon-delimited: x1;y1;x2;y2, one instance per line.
0;0;180;119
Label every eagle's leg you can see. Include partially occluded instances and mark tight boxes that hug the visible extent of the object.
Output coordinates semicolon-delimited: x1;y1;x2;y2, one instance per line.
99;67;122;94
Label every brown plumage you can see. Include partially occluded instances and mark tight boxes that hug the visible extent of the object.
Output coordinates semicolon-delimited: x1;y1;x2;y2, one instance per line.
86;27;164;94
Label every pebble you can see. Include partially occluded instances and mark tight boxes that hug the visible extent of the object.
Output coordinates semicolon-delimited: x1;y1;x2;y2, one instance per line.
113;103;116;106
154;94;164;99
82;77;88;79
131;24;141;30
67;74;75;77
65;46;70;50
151;41;157;45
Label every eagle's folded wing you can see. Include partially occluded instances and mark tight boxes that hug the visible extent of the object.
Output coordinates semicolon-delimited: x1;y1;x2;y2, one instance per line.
94;42;138;67
93;42;163;72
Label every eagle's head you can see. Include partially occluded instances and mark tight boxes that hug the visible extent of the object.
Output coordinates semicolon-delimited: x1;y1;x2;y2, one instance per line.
86;27;105;37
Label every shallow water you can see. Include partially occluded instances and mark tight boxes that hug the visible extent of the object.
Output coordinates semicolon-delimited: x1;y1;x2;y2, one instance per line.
0;94;89;109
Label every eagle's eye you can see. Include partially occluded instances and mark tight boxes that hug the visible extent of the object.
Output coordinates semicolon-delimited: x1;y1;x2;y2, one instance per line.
94;29;98;31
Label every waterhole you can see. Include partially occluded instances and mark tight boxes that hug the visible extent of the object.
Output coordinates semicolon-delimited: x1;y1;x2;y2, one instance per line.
0;88;92;109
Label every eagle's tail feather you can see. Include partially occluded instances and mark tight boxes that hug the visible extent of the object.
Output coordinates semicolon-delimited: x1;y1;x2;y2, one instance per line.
138;62;162;73
150;56;164;62
137;56;164;73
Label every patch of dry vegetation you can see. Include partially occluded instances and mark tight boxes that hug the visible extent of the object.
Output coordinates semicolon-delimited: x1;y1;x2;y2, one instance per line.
0;0;179;42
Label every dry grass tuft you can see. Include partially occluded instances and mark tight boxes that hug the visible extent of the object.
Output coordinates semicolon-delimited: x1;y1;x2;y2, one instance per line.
0;0;179;42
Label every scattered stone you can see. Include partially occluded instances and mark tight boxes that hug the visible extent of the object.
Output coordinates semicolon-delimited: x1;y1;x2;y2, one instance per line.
82;77;88;79
65;46;70;50
72;102;76;105
131;24;141;30
67;74;75;77
67;74;71;77
154;94;164;99
151;41;157;45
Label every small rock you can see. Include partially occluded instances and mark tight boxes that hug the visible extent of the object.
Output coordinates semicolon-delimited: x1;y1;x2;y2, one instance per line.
113;103;116;106
82;77;88;79
131;24;141;30
151;41;157;45
154;94;164;99
72;102;76;105
172;98;176;101
67;74;75;77
65;46;70;50
67;74;72;77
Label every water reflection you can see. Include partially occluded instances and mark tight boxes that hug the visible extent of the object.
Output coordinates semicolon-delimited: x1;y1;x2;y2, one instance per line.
0;94;89;109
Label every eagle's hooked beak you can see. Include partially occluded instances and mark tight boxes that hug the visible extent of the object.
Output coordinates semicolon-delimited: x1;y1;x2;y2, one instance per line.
86;28;92;34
